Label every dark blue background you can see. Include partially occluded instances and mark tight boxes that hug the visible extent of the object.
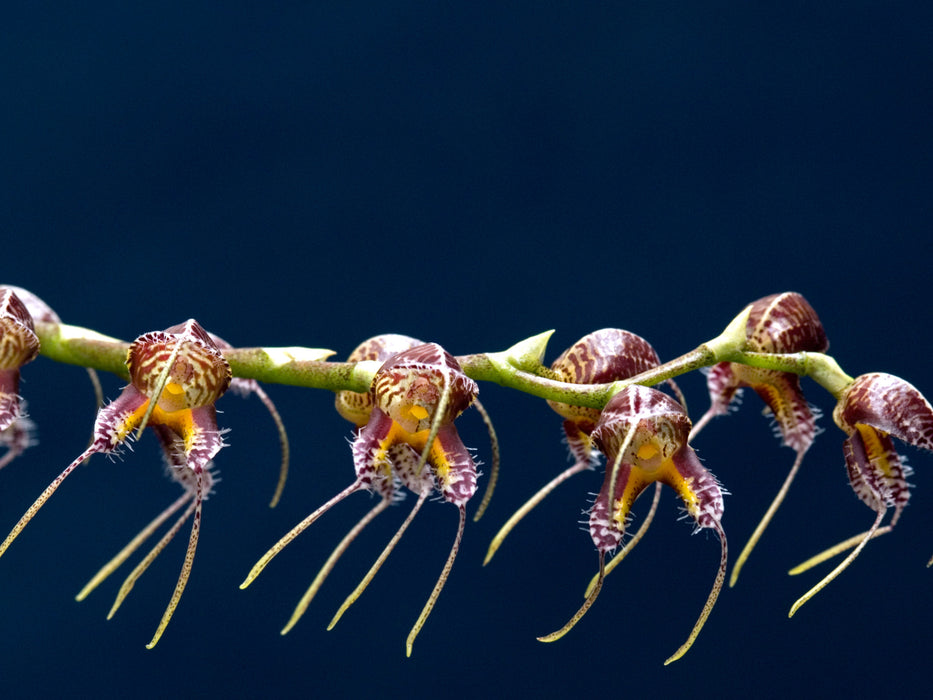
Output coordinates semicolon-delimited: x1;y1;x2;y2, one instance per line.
2;2;931;698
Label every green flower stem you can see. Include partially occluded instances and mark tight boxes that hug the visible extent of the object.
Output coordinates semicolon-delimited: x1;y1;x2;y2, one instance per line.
33;311;853;409
459;303;754;408
34;322;130;379
456;352;617;409
600;301;753;397
223;350;375;393
730;350;854;399
617;347;715;391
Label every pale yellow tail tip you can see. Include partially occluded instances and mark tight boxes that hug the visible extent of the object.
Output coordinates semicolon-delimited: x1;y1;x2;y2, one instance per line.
536;631;564;643
482;544;498;566
239;569;262;589
536;596;593;643
787;588;816;618
662;526;728;666
728;547;749;588
787;511;887;618
483;461;594;569
730;449;807;589
728;557;746;587
664;647;689;665
405;616;428;657
279;611;302;636
538;560;605;644
788;525;893;576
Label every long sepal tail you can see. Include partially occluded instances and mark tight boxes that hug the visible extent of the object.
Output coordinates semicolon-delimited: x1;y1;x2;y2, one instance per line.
240;481;362;589
730;448;806;587
484;459;591;566
788;509;886;618
280;496;391;635
664;521;728;665
328;490;429;630
107;497;197;619
406;505;466;656
538;552;606;643
0;445;97;560
145;469;204;649
77;490;192;602
471;398;500;522
788;525;893;575
251;383;290;508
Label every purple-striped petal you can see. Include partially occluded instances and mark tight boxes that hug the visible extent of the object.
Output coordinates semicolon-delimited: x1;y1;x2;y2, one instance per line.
835;372;933;451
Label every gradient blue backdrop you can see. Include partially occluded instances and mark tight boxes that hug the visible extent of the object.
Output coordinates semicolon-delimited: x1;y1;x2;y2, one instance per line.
2;3;931;698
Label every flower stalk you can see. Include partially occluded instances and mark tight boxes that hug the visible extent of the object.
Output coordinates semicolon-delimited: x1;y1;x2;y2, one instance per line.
33;306;851;412
8;286;931;664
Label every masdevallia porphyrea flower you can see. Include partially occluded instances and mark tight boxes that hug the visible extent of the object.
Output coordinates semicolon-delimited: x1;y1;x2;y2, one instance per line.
264;333;423;632
0;285;107;470
264;335;497;639
334;334;424;427
0;319;231;648
690;292;828;586
539;384;727;665
0;287;40;470
241;341;481;656
485;328;681;569
335;334;499;518
788;371;933;616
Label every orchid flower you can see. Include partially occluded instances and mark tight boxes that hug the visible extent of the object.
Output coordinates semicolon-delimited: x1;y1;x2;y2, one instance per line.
0;319;231;648
1;284;108;470
539;384;728;665
788;371;933;615
0;287;40;470
241;341;481;656
485;328;682;576
690;292;828;586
